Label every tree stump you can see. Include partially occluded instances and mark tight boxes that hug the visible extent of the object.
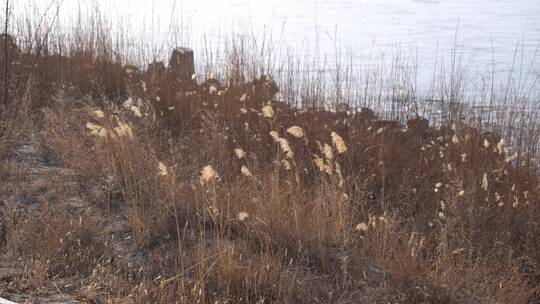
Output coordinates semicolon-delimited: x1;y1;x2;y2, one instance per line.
0;34;20;108
0;34;19;61
168;47;196;94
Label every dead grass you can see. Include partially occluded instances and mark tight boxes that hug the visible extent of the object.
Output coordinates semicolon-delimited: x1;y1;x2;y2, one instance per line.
0;6;539;304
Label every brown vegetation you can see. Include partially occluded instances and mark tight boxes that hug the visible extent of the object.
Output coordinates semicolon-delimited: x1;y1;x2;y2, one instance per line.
0;10;539;304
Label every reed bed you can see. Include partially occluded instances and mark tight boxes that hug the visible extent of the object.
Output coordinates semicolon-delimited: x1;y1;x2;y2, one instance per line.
0;4;539;304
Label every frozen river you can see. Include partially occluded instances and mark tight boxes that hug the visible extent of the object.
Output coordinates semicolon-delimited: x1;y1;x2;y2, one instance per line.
13;0;540;87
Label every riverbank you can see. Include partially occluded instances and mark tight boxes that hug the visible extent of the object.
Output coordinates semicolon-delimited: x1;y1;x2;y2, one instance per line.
0;31;539;302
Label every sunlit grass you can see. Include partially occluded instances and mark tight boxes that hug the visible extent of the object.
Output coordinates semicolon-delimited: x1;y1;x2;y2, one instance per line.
0;3;538;304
